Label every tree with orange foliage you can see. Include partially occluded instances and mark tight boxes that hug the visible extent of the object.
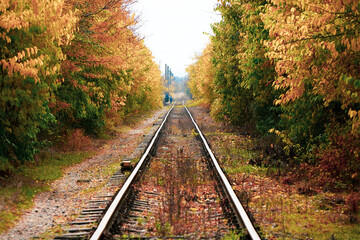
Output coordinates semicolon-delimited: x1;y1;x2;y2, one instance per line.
190;0;359;188
55;0;162;134
0;0;162;168
262;0;360;186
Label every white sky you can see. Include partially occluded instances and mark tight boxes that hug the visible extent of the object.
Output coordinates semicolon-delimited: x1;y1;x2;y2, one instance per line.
131;0;220;77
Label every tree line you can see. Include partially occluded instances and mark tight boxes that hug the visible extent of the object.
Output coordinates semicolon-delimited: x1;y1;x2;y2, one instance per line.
187;0;360;189
0;0;163;169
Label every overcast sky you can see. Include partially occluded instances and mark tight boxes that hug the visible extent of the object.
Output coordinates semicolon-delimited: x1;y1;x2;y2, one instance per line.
131;0;220;77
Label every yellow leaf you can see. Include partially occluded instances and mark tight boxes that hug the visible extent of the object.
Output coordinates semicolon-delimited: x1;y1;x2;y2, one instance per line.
349;109;357;118
274;99;282;105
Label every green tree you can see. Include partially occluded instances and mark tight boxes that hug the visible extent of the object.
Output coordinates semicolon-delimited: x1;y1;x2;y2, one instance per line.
0;0;76;166
211;0;253;125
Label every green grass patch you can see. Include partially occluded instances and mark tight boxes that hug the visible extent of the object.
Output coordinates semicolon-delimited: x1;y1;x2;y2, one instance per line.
186;99;204;107
214;133;265;175
0;211;17;233
277;210;360;240
0;151;94;234
20;151;94;181
104;160;124;175
223;229;247;239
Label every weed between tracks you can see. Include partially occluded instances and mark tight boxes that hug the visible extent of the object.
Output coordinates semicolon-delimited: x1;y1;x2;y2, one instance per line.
131;150;234;238
117;108;238;238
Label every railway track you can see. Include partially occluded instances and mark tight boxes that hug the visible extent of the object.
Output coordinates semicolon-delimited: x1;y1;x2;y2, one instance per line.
57;105;261;239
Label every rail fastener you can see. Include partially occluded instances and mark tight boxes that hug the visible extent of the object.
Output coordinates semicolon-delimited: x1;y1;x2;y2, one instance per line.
120;160;133;172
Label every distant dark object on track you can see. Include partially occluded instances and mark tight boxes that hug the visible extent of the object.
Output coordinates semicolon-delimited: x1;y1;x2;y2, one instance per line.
164;92;173;105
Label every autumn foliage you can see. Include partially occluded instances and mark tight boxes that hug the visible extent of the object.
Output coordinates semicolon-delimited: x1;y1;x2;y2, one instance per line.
0;0;162;168
187;0;360;189
186;43;215;104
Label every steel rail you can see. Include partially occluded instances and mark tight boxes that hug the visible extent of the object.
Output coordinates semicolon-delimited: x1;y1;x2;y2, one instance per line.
90;105;174;240
184;106;261;240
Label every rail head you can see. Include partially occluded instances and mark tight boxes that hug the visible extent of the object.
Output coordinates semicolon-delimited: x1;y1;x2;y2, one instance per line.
184;106;261;240
90;105;174;240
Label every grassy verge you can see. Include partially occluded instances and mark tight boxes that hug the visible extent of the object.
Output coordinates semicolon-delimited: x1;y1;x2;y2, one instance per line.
0;151;94;234
186;99;206;108
205;130;360;239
